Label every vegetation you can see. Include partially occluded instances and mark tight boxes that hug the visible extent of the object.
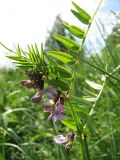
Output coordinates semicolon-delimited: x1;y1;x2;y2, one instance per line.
0;1;120;160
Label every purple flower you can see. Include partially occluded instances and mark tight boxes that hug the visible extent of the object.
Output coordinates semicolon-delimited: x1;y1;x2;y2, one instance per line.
43;99;55;112
43;87;60;102
48;112;65;122
48;97;65;121
31;90;42;103
42;87;61;113
54;132;75;149
54;135;67;144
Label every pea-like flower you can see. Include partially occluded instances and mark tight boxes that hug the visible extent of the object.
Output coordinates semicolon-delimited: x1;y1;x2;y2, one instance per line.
43;87;60;112
21;78;64;120
31;86;59;105
48;97;65;122
31;90;43;103
54;132;75;149
54;135;67;144
21;80;34;88
43;87;60;102
43;99;55;112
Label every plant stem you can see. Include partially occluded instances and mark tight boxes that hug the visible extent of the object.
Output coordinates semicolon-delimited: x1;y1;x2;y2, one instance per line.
81;0;103;47
69;0;103;159
68;102;80;131
0;42;16;54
79;58;120;82
52;122;61;160
83;134;91;160
70;0;103;93
79;136;86;160
68;102;87;160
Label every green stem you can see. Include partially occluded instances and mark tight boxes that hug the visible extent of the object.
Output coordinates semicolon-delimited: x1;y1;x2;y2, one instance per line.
0;42;16;54
79;58;120;82
81;0;103;46
79;136;86;160
68;102;80;131
83;135;91;160
61;147;72;160
69;0;103;159
52;122;61;160
1;130;6;160
70;62;78;94
68;102;86;160
66;150;72;160
70;0;104;94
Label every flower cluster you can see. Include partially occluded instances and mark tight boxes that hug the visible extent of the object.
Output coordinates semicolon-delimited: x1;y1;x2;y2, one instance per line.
21;72;65;122
21;71;75;150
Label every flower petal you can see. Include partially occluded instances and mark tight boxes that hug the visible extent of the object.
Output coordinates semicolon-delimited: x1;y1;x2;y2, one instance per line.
55;104;64;113
53;114;65;121
31;91;42;103
54;135;67;144
21;80;33;88
49;113;65;121
43;99;54;112
43;87;60;102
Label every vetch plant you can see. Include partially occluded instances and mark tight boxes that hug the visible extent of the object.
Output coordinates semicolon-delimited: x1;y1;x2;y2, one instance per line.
2;0;116;159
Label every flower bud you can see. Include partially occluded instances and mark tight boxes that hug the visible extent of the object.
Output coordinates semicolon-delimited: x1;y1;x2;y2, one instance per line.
66;132;75;142
21;80;34;88
65;132;75;150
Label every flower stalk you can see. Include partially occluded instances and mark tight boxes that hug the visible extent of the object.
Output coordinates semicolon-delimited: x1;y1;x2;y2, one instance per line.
68;0;103;159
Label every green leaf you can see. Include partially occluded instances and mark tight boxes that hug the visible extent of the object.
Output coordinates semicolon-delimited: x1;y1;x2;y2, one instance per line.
53;34;80;53
27;45;40;64
63;22;85;39
86;80;102;90
2;143;25;155
7;54;36;70
61;118;77;131
28;45;36;62
7;56;26;62
3;108;30;115
55;66;72;78
14;62;34;68
31;45;40;64
16;64;34;69
44;52;58;66
34;43;41;63
70;104;89;115
83;96;97;102
16;44;22;56
72;1;91;25
7;56;34;69
48;51;75;65
46;79;69;91
70;96;92;108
